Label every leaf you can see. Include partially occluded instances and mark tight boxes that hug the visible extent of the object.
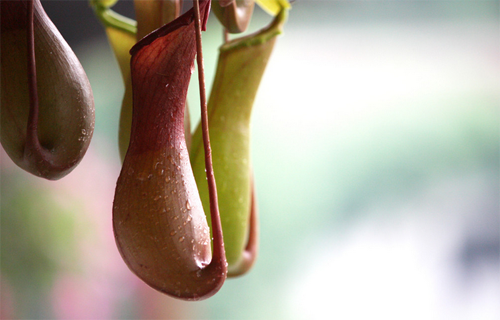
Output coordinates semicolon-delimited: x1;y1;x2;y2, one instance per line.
103;26;136;160
105;27;136;83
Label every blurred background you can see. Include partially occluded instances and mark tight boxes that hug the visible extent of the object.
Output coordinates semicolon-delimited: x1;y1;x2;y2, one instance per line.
1;0;499;319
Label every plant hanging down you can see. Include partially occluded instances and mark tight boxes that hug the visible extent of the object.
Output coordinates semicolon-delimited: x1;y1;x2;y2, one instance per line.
1;0;95;180
0;0;291;301
98;0;290;300
112;0;227;300
191;6;288;277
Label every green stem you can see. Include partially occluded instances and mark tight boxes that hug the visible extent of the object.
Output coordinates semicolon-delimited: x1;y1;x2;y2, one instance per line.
90;1;137;35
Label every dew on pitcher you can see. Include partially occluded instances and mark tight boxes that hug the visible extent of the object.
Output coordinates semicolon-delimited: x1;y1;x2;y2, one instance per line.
137;171;149;181
167;155;173;164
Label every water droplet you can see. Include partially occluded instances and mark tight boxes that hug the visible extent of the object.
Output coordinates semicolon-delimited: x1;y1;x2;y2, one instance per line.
81;129;86;135
165;175;171;182
179;236;185;242
186;200;191;210
154;195;161;201
137;172;148;181
186;215;192;223
170;230;177;236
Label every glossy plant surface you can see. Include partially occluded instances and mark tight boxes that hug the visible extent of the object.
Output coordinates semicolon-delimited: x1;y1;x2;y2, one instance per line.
1;0;95;179
113;1;227;300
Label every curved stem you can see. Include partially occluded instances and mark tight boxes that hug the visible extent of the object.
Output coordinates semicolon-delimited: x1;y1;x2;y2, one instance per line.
25;0;67;176
193;0;227;270
26;0;39;150
91;2;137;35
9;0;95;179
